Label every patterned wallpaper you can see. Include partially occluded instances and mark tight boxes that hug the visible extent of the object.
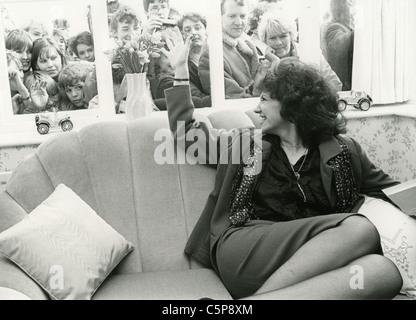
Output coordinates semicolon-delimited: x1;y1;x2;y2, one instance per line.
346;115;416;183
0;115;415;184
0;144;39;173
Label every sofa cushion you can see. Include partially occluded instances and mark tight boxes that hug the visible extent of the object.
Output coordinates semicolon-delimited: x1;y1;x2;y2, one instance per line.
359;196;416;299
0;184;134;300
126;116;217;272
92;269;232;300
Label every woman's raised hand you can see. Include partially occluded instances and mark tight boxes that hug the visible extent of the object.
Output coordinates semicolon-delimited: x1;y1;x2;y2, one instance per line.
160;27;192;77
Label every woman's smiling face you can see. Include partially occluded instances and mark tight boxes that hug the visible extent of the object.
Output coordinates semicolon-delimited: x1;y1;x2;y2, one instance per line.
254;91;291;135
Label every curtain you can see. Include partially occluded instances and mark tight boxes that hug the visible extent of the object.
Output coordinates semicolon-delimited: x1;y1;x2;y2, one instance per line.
353;0;416;104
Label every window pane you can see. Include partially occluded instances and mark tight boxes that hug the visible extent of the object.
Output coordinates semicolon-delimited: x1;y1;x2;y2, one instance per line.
106;0;211;113
219;0;301;100
1;0;98;115
320;0;355;91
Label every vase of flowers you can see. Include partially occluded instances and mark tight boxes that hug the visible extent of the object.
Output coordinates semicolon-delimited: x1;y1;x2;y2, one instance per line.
124;72;154;120
106;32;163;120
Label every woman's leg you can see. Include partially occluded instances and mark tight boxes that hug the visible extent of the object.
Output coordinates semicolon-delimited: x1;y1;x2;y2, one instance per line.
243;254;402;300
252;215;395;296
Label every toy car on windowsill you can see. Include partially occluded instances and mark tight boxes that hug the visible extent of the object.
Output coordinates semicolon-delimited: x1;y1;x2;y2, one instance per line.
337;90;373;111
35;110;73;135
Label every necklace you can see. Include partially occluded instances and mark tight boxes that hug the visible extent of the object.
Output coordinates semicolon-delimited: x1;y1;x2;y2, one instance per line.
280;141;304;150
290;149;308;202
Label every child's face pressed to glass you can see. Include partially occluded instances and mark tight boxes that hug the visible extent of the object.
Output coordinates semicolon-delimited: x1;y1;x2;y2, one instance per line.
27;24;45;41
222;0;249;39
76;44;95;62
65;81;85;108
147;0;170;19
12;46;32;72
54;36;67;53
107;1;119;11
117;19;140;41
181;19;207;50
47;92;61;108
36;47;62;79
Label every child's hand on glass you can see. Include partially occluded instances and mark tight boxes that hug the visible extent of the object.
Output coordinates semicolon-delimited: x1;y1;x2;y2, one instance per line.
8;64;26;92
30;80;49;109
8;63;20;80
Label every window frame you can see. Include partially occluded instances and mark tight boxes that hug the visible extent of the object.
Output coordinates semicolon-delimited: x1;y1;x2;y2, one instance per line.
0;0;414;148
0;0;115;141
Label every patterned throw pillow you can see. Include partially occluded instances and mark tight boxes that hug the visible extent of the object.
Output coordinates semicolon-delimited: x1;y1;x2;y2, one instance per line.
0;184;134;300
359;196;416;299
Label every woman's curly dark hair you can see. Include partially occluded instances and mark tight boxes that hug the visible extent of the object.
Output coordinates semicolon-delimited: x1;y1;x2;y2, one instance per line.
261;57;347;147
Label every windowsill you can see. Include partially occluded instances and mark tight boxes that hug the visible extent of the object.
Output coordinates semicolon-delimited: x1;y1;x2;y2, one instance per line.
0;111;173;148
343;99;416;119
0;114;125;148
215;97;416;119
0;100;415;148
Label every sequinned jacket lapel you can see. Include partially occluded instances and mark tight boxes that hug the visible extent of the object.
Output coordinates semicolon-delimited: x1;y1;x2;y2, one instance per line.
319;136;349;208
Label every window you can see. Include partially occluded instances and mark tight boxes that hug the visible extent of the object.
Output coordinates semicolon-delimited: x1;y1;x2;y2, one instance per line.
0;0;114;137
105;0;211;113
210;0;319;110
0;0;415;145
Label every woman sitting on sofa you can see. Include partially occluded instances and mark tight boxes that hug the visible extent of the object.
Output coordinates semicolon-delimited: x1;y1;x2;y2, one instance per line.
161;27;402;300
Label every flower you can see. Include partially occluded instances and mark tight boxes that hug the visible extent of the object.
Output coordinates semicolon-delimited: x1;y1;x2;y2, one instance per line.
105;31;164;74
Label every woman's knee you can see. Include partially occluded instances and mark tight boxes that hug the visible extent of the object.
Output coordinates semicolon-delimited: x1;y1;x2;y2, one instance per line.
339;215;381;253
353;254;403;299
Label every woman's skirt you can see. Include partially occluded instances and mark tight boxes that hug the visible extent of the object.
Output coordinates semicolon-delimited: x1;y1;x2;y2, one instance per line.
214;213;363;299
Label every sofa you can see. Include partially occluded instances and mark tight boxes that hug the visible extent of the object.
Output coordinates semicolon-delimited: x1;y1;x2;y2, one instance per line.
0;109;413;300
0;109;259;300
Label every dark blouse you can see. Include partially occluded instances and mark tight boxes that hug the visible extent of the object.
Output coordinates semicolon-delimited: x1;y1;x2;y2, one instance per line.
252;135;332;222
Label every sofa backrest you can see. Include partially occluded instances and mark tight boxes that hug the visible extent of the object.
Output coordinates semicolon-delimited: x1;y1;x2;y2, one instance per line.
4;110;258;274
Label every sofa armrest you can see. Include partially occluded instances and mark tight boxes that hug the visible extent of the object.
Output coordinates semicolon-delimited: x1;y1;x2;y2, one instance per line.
0;191;27;233
0;256;49;300
0;192;49;300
